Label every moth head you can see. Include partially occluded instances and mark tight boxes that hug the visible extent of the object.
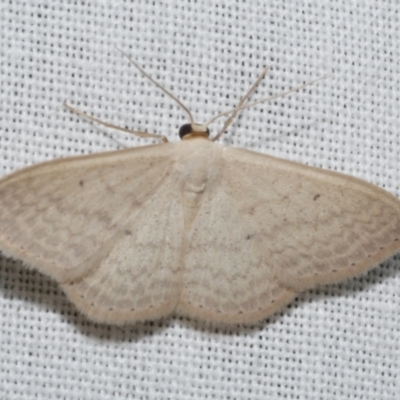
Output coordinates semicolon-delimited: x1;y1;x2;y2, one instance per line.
179;123;210;140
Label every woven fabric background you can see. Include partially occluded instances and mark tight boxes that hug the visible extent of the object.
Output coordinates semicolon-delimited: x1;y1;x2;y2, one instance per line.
1;1;399;399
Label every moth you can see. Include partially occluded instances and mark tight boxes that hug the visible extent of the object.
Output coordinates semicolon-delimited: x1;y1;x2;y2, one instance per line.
0;52;399;325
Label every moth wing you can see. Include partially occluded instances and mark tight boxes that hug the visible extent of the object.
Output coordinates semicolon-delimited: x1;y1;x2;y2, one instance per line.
0;144;184;323
178;146;400;324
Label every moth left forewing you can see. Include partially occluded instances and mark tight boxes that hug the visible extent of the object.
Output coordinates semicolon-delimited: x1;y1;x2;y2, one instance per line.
0;143;176;283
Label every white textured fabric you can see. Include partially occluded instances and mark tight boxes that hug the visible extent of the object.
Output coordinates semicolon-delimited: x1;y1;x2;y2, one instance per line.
0;1;399;399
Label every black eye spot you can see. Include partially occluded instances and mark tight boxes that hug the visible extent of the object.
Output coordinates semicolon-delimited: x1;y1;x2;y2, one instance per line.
179;124;193;139
179;124;210;139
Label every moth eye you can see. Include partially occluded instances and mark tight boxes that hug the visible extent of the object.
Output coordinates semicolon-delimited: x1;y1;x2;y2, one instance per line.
179;123;193;139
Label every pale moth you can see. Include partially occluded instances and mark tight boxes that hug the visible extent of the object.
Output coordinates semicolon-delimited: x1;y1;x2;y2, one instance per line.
0;52;399;325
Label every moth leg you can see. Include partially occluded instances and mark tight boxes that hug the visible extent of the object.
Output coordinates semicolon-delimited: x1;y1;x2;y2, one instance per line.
63;102;168;143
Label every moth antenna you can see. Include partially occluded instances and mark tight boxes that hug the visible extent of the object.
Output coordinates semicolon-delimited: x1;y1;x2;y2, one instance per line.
208;74;328;141
116;46;195;125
